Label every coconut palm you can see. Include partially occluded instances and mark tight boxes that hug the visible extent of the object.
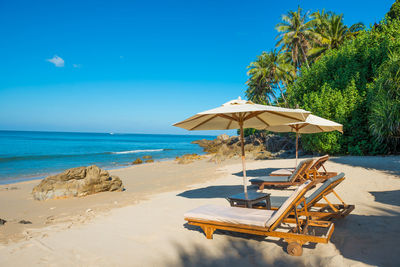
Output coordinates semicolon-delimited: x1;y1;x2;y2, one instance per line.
246;50;293;106
246;52;275;105
309;11;364;60
275;6;317;70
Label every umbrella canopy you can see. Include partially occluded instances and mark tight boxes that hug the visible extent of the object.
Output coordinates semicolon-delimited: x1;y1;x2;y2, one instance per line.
266;114;343;165
266;114;343;134
173;97;310;194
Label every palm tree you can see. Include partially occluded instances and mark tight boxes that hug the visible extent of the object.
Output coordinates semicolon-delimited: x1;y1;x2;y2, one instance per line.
246;52;275;105
309;11;364;60
246;50;292;106
275;6;317;70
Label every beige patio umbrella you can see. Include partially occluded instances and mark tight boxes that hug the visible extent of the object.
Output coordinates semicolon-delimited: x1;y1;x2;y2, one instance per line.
266;114;343;166
173;97;310;194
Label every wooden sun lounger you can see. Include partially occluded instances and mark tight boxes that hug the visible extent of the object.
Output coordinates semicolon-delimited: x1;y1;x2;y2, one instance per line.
263;173;355;220
270;155;337;181
249;159;314;189
184;181;335;256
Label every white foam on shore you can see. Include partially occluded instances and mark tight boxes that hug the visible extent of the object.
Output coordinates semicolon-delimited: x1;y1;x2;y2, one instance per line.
111;149;164;154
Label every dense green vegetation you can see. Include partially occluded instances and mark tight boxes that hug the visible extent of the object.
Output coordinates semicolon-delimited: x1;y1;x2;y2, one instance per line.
245;2;400;155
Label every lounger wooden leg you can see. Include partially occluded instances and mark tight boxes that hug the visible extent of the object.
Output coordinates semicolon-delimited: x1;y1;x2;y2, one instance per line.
201;226;215;239
331;190;346;206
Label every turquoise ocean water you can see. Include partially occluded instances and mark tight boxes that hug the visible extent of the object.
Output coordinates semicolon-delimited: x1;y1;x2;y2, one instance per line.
0;131;215;184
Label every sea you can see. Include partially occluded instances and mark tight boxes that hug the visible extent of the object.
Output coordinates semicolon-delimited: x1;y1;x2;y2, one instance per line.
0;130;215;184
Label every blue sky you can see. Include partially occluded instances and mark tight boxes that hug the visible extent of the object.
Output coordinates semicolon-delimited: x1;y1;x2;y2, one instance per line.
0;0;394;135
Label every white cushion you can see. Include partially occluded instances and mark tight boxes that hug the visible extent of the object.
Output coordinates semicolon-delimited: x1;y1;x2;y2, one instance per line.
270;168;295;176
184;181;311;229
184;204;275;228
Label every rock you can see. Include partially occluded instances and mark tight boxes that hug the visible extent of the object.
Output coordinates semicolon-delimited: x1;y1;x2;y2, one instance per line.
145;159;154;163
142;155;152;159
132;158;143;165
175;153;204;164
255;151;273;160
217;134;230;142
192;131;296;162
32;165;124;201
18;220;32;224
0;218;6;225
227;136;240;145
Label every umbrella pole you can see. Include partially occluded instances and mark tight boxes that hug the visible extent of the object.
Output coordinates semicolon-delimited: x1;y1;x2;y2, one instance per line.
239;122;247;195
295;131;299;167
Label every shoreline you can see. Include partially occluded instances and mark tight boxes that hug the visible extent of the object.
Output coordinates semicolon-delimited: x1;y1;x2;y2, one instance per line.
0;156;229;243
0;152;206;186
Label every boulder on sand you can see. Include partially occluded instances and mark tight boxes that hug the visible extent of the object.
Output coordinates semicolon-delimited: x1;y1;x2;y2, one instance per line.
32;165;124;201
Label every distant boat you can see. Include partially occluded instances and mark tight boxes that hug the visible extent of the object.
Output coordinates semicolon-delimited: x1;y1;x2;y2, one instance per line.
109;132;114;135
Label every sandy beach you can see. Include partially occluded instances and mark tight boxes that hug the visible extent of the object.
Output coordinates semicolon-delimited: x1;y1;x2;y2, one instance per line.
1;156;400;266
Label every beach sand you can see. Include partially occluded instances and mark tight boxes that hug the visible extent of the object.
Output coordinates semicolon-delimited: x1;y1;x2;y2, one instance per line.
0;156;399;266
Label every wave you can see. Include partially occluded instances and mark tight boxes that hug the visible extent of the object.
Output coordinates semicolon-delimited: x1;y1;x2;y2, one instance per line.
0;149;169;163
110;149;164;154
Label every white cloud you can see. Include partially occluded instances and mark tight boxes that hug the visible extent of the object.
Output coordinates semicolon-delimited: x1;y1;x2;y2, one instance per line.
47;55;64;67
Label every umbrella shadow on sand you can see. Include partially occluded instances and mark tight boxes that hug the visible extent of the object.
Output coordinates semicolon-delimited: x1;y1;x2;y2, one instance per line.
330;156;400;176
232;168;282;177
177;185;244;199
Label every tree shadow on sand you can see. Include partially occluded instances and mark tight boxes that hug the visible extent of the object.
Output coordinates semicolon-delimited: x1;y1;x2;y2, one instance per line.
175;191;400;266
167;224;317;267
330;206;400;266
330;156;400;176
369;190;400;206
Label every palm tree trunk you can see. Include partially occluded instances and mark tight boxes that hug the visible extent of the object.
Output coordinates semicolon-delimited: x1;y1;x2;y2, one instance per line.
300;45;310;69
277;82;287;107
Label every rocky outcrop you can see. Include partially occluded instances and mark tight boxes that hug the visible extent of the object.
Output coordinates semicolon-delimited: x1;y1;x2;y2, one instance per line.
192;132;295;162
32;165;124;201
175;153;205;164
142;155;152;159
132;158;143;165
145;159;154;163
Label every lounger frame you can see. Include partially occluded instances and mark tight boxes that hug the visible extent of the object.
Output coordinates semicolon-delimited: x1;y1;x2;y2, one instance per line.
268;176;355;220
271;155;337;181
185;182;334;256
251;159;314;190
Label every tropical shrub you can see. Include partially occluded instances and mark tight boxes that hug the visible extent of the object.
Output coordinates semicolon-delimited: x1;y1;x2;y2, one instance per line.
287;19;400;154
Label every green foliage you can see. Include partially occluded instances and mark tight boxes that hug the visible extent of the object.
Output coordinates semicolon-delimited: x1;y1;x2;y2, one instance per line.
387;0;400;20
287;19;400;154
369;51;400;152
237;128;257;137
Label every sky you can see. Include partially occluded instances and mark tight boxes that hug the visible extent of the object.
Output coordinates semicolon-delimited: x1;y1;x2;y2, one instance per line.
0;0;394;135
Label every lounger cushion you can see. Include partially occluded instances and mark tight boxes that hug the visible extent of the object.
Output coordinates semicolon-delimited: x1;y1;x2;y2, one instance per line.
250;175;291;183
265;180;311;227
270;168;294;176
305;173;344;205
269;173;345;208
269;196;290;207
184;204;275;228
289;159;313;181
